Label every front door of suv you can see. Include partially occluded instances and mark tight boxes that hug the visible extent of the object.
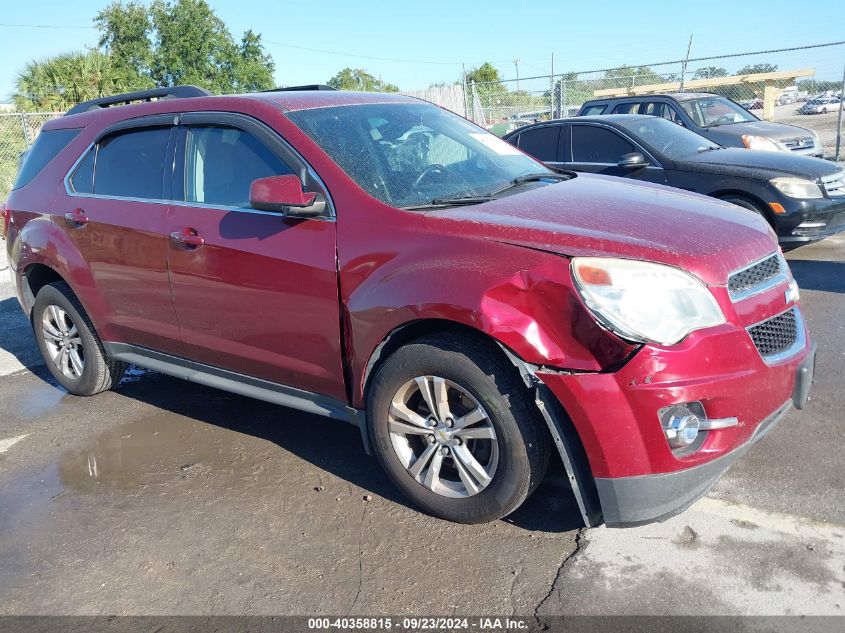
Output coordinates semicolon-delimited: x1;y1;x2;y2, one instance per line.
63;118;183;354
166;113;345;400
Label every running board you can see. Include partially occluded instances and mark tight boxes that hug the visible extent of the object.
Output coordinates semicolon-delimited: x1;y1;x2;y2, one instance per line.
104;343;369;449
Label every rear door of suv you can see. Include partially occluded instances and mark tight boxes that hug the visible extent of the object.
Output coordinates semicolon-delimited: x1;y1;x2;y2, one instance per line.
165;112;345;400
62;116;183;354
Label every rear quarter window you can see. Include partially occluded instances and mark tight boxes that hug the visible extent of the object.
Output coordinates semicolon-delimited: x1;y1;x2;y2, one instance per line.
12;128;80;190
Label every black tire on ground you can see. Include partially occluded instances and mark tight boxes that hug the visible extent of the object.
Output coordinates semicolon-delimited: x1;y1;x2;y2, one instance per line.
366;332;550;524
32;281;126;396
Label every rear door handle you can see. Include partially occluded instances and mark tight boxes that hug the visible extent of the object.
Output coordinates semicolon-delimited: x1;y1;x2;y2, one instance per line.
64;208;89;227
170;227;205;248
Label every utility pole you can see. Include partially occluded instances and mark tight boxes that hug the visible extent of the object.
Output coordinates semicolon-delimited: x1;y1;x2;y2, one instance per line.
514;59;521;91
836;61;845;161
461;63;470;120
679;34;694;92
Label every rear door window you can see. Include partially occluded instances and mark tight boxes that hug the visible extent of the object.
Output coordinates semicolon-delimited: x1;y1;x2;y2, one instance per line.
93;127;172;199
571;125;635;163
184;125;293;208
610;102;641;114
13;128;80;190
516;126;560;161
579;104;607;116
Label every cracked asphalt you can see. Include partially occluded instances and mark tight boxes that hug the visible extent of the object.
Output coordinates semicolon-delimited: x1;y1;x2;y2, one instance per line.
0;234;843;618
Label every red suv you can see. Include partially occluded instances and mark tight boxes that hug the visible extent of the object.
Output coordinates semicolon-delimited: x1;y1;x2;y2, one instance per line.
3;86;815;526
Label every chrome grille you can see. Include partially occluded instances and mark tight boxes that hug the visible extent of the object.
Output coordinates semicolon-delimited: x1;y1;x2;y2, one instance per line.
728;253;785;301
782;136;815;151
822;171;845;197
748;308;799;359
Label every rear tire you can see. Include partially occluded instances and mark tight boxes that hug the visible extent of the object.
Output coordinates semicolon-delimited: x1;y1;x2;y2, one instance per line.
366;333;549;524
32;282;126;396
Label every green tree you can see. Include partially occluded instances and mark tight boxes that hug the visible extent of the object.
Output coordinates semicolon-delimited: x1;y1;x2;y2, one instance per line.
94;1;154;84
465;62;501;86
14;50;140;111
14;0;277;110
147;0;274;92
694;66;728;80
327;68;398;92
736;63;778;76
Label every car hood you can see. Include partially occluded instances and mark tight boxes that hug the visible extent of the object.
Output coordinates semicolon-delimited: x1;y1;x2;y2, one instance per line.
703;119;811;142
674;148;841;179
424;174;777;285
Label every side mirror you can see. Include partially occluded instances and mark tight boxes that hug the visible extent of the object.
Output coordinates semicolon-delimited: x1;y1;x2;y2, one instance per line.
618;152;647;169
249;174;325;217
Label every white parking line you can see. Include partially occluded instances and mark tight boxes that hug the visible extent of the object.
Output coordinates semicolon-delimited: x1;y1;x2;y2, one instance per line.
0;434;29;454
694;496;845;542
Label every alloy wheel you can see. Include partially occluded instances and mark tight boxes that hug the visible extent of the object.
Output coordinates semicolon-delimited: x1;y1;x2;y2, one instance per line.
387;375;498;498
41;304;85;379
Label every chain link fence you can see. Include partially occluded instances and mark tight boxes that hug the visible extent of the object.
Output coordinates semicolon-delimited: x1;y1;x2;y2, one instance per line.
0;112;62;199
460;42;845;163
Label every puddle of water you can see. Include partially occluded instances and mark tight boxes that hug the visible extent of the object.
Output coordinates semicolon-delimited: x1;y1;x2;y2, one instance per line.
57;412;265;494
13;380;67;420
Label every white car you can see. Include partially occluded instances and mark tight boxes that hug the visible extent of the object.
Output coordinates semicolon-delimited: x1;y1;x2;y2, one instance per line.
799;98;843;115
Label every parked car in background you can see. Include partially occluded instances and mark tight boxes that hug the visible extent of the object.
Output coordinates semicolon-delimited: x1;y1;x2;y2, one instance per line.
5;86;815;528
504;114;845;248
740;98;763;110
577;93;824;158
798;97;843;115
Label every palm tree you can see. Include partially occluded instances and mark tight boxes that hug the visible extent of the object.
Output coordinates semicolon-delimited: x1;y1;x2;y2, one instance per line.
14;50;150;112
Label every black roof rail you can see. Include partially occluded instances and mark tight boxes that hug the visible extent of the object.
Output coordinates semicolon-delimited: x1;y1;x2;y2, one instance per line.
65;85;212;116
261;84;337;92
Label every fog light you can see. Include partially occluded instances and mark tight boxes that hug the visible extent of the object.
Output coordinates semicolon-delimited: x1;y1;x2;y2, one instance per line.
666;413;700;448
659;404;702;450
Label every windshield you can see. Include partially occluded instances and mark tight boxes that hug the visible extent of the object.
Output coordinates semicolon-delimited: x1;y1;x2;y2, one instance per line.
617;117;718;159
679;96;758;127
287;103;549;208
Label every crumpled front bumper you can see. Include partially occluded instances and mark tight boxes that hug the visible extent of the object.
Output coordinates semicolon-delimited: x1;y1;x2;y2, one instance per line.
535;315;816;527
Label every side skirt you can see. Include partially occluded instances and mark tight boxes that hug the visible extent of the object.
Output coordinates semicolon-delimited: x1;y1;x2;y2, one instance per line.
104;342;372;452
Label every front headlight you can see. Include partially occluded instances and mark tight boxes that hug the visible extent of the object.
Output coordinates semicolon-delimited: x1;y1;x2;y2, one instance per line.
742;135;781;152
571;258;725;346
770;176;824;199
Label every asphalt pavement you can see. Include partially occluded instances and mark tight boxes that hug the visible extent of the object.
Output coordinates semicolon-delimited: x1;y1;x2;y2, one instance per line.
0;234;843;619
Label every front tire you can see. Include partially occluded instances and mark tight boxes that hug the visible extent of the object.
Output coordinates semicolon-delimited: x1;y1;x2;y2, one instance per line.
32;281;126;396
366;333;549;524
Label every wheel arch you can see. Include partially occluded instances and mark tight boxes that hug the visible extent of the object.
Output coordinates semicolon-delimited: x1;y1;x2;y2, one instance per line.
361;317;602;527
21;263;66;313
711;189;776;228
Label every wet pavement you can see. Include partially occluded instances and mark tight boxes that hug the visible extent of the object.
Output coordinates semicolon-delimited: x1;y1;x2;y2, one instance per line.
0;234;843;617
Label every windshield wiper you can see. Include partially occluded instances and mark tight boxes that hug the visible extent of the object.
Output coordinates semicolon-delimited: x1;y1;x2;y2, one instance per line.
697;145;722;153
488;171;574;196
400;171;575;210
400;195;494;210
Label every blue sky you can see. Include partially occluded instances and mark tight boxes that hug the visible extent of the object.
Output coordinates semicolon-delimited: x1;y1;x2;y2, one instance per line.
1;0;843;101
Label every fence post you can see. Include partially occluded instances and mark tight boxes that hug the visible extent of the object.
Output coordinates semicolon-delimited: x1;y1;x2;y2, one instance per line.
19;113;31;147
762;83;777;122
550;54;555;118
835;62;845;162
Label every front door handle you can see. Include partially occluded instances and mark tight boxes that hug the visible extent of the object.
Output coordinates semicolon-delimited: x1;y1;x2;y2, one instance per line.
170;227;205;248
64;208;89;227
